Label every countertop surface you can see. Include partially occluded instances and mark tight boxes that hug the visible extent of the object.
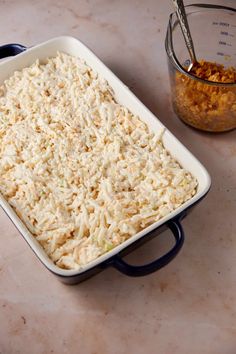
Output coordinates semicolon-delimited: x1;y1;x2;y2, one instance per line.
0;1;236;353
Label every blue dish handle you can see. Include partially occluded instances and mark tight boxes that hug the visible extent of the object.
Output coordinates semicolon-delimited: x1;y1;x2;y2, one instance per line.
111;219;184;276
0;43;27;59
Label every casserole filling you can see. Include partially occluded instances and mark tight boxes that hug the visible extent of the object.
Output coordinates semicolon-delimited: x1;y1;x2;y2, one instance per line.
0;52;197;269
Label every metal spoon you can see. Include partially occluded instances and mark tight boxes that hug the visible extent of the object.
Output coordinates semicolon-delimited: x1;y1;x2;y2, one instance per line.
172;0;198;72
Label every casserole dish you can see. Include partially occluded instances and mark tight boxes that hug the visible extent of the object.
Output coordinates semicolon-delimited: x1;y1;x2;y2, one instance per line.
0;36;211;284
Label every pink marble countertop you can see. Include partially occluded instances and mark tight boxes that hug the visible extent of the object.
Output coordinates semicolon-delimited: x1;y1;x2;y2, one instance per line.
0;1;236;353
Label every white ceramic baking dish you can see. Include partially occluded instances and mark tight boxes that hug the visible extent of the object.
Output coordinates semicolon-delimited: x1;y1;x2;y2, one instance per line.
0;36;211;284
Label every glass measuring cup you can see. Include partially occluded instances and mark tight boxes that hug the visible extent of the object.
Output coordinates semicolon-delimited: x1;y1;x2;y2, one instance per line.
165;4;236;132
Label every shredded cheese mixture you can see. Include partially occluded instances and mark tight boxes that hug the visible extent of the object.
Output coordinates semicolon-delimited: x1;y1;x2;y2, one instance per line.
0;52;197;269
174;60;236;132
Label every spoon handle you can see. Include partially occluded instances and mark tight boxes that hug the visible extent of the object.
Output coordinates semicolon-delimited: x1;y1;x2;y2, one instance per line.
172;0;197;64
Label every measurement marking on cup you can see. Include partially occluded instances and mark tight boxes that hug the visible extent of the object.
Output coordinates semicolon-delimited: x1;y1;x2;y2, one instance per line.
219;41;232;47
212;21;229;26
219;22;230;27
216;52;232;61
221;31;234;37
